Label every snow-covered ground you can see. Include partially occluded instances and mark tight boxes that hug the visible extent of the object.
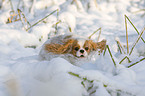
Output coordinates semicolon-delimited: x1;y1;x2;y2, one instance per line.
0;0;145;96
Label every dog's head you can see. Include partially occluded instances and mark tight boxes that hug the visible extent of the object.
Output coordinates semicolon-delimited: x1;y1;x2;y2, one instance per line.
45;36;106;58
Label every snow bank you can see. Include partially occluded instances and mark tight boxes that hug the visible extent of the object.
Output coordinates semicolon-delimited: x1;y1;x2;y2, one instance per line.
0;0;144;96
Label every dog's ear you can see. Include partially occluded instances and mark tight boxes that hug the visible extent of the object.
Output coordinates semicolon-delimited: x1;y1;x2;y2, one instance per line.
96;39;106;53
45;39;75;54
89;39;106;53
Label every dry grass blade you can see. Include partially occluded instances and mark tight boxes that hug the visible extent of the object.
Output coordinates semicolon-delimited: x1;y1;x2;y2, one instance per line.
68;27;72;32
71;0;80;10
132;9;145;14
97;28;102;42
68;72;94;94
116;40;122;54
129;27;145;55
54;9;60;34
125;15;129;54
103;45;117;67
6;9;31;31
115;40;126;54
52;20;61;27
128;58;145;68
0;0;5;9
17;9;31;31
26;9;58;31
125;15;145;43
119;56;131;64
103;46;107;56
88;27;101;40
9;0;14;12
93;0;98;8
68;72;135;95
6;11;18;23
17;0;21;9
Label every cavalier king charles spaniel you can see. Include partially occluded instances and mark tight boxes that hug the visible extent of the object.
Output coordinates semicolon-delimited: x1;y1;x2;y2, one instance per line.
39;34;106;65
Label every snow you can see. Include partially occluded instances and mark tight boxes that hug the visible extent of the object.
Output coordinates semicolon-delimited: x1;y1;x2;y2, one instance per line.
0;0;145;96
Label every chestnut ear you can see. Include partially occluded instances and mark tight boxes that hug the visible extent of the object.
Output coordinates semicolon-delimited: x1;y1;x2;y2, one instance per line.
45;39;75;54
89;39;106;52
96;39;106;53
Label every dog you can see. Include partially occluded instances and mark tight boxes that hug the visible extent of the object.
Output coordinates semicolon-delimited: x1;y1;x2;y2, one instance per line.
39;34;106;65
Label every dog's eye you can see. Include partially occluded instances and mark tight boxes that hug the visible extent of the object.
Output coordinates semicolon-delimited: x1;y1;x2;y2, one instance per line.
74;47;79;51
85;47;89;50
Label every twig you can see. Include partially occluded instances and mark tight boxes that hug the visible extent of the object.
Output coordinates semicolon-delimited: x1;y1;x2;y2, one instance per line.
119;56;131;64
125;15;129;54
103;45;117;67
125;15;145;43
129;27;145;55
128;58;145;68
26;9;58;31
88;27;101;39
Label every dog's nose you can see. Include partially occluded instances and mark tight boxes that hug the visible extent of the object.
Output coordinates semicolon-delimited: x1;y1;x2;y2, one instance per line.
80;50;84;53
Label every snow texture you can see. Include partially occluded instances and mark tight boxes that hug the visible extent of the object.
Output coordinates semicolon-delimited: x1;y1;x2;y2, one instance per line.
0;0;145;96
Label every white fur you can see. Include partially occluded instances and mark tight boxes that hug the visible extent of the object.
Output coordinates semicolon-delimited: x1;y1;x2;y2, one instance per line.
76;39;88;57
39;34;90;66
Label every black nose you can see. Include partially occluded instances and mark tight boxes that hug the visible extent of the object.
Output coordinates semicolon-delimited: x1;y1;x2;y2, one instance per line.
80;50;84;53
